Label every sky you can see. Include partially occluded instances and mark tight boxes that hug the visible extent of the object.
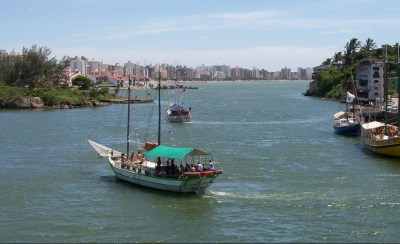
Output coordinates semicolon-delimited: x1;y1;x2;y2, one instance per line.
1;0;400;71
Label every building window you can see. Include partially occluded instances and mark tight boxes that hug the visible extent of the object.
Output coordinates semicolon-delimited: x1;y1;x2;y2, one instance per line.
359;79;368;86
373;71;379;78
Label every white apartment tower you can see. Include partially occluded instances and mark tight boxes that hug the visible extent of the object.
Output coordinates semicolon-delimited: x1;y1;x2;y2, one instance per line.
355;59;384;104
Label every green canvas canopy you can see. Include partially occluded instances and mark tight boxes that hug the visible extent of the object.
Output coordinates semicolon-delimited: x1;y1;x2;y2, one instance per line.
144;145;209;159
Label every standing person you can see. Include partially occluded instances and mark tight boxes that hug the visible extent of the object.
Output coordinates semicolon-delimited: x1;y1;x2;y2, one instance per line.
170;159;176;175
155;161;161;176
166;160;171;175
120;154;127;169
137;150;143;162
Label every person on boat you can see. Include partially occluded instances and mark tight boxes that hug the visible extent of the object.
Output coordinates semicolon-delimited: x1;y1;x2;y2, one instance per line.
120;154;127;169
166;160;171;176
207;160;215;170
179;163;185;173
186;163;193;172
197;162;203;172
137;150;143;162
155;161;161;176
130;152;137;163
170;160;176;176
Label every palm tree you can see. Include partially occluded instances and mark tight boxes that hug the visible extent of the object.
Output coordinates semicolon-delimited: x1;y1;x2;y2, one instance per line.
332;52;344;67
322;58;332;66
344;38;361;66
359;38;377;59
363;38;376;51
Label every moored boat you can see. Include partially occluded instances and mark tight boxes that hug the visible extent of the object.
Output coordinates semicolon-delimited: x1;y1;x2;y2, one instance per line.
333;111;361;135
361;121;400;157
361;53;400;157
333;87;362;135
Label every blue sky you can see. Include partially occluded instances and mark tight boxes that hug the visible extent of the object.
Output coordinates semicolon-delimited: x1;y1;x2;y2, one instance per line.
1;0;400;71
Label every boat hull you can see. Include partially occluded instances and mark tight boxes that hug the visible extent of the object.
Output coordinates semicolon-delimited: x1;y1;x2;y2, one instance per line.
166;104;191;123
166;114;191;123
333;112;361;135
362;137;400;157
361;122;400;157
333;123;361;135
108;157;220;194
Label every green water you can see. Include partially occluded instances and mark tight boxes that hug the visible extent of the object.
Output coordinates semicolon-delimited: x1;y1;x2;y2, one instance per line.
1;81;399;243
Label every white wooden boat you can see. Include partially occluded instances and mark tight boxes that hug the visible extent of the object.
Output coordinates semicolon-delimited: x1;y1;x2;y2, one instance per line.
88;74;222;194
88;140;222;193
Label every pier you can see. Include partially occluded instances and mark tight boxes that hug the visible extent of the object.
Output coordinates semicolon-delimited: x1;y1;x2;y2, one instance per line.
99;98;153;104
360;97;399;124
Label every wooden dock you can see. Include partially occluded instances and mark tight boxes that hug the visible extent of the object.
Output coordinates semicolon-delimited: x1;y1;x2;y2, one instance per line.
99;98;153;104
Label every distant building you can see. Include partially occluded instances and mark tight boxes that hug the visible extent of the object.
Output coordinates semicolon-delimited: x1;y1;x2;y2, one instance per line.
67;55;310;81
281;66;291;80
69;56;87;76
298;67;313;80
355;59;384;104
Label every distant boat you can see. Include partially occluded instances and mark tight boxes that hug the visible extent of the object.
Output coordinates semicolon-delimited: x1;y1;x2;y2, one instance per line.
166;80;191;123
88;73;222;194
166;103;191;123
333;91;363;135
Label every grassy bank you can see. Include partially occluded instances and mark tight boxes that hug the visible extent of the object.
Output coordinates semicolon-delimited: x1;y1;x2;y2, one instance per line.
0;84;118;107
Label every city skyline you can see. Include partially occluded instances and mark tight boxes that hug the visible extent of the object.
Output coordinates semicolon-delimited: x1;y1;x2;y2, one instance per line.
1;0;400;71
69;55;314;80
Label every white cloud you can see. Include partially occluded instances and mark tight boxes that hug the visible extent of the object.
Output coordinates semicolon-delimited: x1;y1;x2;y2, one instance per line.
323;28;355;35
212;10;281;20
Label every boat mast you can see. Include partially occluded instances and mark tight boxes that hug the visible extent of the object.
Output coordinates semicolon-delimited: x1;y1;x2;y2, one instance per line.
127;74;131;156
157;68;161;163
175;65;179;105
384;45;388;135
397;44;400;128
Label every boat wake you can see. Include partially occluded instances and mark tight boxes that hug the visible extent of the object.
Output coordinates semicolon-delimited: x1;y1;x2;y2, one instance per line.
189;119;320;125
207;190;319;201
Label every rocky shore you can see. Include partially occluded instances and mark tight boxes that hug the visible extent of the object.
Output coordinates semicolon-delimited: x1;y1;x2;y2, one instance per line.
0;96;109;109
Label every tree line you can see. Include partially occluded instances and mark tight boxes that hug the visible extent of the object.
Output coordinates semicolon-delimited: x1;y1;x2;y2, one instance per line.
306;38;400;98
0;45;70;88
0;45;117;107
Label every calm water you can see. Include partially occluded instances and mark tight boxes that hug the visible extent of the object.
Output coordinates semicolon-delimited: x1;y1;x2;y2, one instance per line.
1;81;400;243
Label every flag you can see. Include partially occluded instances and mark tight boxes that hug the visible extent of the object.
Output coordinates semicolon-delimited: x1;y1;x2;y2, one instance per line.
346;91;355;103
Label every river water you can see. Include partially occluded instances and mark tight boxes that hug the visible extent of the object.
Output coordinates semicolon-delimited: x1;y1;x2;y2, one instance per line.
1;81;399;243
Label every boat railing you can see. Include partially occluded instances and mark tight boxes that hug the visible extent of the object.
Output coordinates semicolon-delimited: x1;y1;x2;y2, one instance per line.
114;157;223;179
